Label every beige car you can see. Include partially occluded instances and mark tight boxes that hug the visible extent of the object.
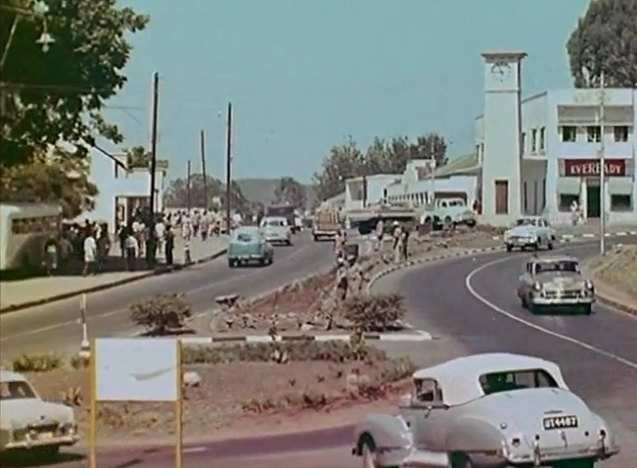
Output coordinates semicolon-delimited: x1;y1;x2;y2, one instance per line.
1;368;79;455
517;255;595;314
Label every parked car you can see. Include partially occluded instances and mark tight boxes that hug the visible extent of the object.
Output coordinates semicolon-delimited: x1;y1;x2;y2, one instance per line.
418;198;476;230
1;368;79;455
517;255;595;315
352;353;618;468
259;216;292;246
227;227;274;267
504;216;556;252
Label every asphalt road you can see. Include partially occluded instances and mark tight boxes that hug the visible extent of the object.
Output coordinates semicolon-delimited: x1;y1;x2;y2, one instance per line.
0;233;334;358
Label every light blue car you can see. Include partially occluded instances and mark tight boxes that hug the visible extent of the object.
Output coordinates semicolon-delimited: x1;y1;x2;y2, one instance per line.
227;227;274;268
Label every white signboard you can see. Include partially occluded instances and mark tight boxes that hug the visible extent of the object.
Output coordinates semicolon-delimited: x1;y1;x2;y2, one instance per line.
95;338;179;402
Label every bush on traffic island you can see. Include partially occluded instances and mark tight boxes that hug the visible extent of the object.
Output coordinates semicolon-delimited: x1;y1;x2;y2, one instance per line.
129;293;192;335
343;293;405;332
11;353;63;373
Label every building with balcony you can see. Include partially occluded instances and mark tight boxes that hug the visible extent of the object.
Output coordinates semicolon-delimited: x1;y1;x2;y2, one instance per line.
78;151;168;233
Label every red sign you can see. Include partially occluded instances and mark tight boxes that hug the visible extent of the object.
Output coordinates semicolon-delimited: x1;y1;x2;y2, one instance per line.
562;159;627;177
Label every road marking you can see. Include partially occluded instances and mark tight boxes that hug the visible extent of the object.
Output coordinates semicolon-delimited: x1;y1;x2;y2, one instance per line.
183;446;208;454
0;243;314;343
464;253;637;371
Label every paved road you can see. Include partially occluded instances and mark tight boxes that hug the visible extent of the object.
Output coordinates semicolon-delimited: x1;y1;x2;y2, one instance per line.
0;233;334;358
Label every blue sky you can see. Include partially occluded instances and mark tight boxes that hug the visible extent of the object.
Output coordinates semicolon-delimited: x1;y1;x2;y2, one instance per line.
105;0;591;183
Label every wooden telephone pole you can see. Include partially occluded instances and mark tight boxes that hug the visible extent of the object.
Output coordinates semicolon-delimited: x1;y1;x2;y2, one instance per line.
147;71;159;267
225;102;233;233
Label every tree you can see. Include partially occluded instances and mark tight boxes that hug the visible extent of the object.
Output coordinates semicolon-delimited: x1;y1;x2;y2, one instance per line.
125;145;150;168
163;174;250;214
0;0;149;166
313;138;365;201
409;133;448;169
566;0;637;88
273;177;306;209
0;147;98;218
364;133;448;174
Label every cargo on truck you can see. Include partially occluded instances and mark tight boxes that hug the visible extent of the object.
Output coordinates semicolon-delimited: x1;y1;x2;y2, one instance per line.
312;209;341;241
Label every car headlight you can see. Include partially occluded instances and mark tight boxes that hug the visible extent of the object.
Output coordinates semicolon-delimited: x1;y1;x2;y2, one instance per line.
533;282;542;291
585;280;594;290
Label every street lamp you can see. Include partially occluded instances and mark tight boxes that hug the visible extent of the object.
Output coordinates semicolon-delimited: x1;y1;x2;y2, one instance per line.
0;1;54;69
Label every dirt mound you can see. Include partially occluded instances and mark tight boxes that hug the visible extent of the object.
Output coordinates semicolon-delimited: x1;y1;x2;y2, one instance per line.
587;244;637;298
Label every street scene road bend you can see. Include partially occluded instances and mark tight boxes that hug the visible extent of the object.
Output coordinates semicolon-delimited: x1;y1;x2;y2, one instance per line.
1;0;636;467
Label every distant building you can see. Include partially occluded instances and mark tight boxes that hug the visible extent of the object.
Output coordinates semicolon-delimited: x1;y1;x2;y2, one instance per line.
78;151;168;232
344;174;400;212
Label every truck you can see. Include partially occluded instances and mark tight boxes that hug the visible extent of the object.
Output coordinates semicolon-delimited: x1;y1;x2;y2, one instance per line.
418;197;476;230
312;209;341;241
265;204;297;233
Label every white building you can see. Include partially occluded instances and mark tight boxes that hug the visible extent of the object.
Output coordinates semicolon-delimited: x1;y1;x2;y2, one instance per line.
361;51;636;227
79;151;167;232
344;174;400;212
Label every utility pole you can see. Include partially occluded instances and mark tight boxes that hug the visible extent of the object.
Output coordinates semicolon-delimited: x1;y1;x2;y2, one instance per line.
200;130;208;211
599;70;606;255
225;102;233;233
147;71;159;267
187;160;192;214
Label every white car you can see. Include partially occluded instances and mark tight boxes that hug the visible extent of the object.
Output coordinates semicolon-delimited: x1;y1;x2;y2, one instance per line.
259;216;293;245
504;216;556;252
352;353;619;467
1;368;79;455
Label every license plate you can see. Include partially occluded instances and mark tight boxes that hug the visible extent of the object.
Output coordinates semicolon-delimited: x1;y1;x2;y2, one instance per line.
543;415;578;430
37;432;54;440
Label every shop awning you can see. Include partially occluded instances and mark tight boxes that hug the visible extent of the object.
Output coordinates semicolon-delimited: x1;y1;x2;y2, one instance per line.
608;177;634;195
557;178;580;194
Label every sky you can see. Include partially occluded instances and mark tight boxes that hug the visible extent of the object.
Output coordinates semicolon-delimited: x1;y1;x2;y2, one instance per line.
104;0;592;183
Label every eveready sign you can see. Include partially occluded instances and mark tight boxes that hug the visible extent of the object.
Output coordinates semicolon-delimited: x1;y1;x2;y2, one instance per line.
562;159;626;177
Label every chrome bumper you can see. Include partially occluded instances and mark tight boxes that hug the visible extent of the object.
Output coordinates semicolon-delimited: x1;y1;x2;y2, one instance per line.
3;434;79;451
532;297;595;305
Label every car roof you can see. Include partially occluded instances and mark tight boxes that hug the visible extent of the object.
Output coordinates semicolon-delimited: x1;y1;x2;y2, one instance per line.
412;353;568;406
530;255;578;264
0;368;27;383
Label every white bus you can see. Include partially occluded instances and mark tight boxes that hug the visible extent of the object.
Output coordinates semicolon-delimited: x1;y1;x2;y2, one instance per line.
0;203;62;271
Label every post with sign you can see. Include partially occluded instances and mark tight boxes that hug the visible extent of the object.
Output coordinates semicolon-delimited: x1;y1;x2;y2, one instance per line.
88;338;183;468
598;70;606;255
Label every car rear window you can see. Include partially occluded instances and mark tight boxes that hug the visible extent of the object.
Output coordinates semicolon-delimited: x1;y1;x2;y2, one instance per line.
479;369;559;395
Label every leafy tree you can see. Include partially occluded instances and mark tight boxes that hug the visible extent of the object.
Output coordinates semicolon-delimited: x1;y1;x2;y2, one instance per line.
313;138;365;201
163;174;250;214
566;0;637;87
273;176;307;209
125;145;150;169
0;148;98;218
0;0;149;165
409;133;448;169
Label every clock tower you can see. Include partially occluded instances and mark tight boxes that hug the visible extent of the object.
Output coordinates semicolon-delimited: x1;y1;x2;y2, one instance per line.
481;50;526;226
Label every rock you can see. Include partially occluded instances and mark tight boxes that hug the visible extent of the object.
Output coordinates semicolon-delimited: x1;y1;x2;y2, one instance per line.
346;373;371;393
183;371;202;387
300;322;315;331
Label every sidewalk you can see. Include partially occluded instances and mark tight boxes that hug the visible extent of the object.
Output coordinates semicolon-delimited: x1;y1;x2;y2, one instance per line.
0;236;227;313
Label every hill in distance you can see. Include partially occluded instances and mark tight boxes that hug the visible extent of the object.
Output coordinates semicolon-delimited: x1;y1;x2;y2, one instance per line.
235;178;316;208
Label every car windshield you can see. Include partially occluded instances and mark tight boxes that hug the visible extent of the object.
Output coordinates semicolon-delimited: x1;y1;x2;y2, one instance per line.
235;232;256;242
265;219;285;227
479;369;559;395
0;381;37;400
516;218;538;226
536;261;579;273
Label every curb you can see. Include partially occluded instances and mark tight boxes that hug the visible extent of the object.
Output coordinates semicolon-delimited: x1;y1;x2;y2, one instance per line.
0;248;228;314
595;294;637;317
180;331;432;345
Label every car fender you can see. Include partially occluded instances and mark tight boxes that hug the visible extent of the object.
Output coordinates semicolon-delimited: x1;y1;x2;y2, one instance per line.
446;415;503;454
353;413;412;454
589;412;620;456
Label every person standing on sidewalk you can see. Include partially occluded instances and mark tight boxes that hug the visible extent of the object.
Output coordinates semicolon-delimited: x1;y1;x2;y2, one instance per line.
375;218;384;251
96;225;111;272
82;231;97;276
124;230;139;271
165;226;175;266
43;235;59;276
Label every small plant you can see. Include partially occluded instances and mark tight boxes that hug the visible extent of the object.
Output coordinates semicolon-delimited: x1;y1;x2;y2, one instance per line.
70;355;90;369
61;386;83;406
12;353;62;373
343;293;405;332
129;293;191;335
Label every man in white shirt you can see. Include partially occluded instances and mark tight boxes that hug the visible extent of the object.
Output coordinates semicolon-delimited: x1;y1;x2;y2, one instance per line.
83;233;97;276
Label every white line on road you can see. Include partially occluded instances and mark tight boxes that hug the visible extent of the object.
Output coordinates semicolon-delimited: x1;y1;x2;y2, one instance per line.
183;446;208;454
464;254;637;371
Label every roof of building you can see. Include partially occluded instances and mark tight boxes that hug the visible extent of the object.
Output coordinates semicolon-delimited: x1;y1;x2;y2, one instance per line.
430;153;480;178
412;353;568;406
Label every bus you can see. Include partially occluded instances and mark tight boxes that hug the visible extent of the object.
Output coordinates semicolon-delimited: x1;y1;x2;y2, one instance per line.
0;203;62;271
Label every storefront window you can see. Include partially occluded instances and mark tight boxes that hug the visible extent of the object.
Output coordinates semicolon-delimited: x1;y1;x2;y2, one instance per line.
558;194;579;212
610;195;632;212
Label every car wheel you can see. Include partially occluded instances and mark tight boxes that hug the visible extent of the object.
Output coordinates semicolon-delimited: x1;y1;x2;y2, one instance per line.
450;452;474;468
547;241;554;250
313;235;319;241
506;244;513;252
520;293;528;309
228;259;235;268
580;304;592;315
359;436;380;468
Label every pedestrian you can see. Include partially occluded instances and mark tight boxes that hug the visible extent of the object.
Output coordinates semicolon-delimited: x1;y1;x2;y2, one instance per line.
117;223;127;258
184;235;192;264
124;230;139;271
165;226;175;266
43;235;58;276
154;217;166;260
375;218;384;251
82;231;97;276
96;226;111;272
335;258;349;302
392;221;403;264
401;225;410;261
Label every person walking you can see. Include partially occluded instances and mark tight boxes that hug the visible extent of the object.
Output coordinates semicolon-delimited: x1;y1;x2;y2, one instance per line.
165;227;175;266
401;225;410;261
124;230;139;271
82;231;97;276
43;235;58;276
375;218;384;251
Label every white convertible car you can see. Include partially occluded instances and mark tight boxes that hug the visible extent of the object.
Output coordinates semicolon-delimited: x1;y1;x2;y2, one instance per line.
1;368;79;455
352;353;619;468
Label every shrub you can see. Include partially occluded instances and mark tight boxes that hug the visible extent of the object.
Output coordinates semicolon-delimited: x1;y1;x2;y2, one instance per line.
181;340;386;365
12;353;62;372
343;293;405;332
130;293;191;335
69;355;90;369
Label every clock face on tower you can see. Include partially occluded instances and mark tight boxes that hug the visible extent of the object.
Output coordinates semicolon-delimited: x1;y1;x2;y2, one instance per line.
490;61;512;83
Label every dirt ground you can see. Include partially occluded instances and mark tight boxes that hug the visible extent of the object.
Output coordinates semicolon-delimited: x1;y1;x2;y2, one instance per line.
25;351;411;446
586;243;637;300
